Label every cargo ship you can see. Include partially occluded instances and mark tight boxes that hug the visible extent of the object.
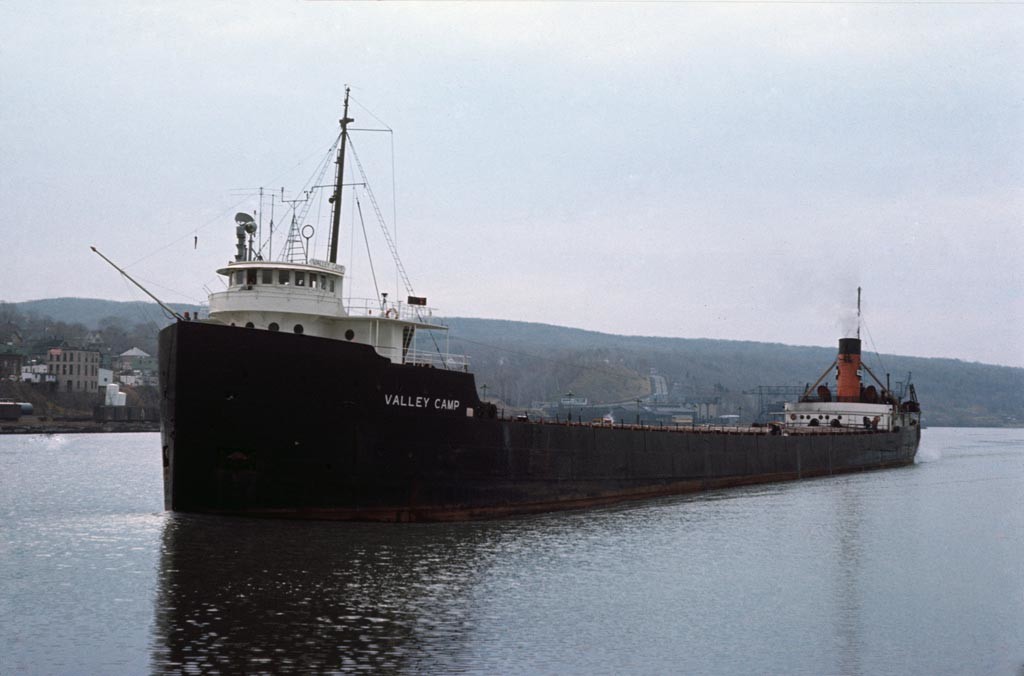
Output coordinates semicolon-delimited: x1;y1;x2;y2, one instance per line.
157;91;921;521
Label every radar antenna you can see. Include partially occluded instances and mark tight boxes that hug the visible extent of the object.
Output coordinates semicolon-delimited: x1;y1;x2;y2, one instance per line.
234;212;257;261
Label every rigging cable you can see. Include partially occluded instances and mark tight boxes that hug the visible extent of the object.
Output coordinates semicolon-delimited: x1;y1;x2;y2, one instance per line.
347;134;458;363
347;180;357;306
314;182;325;256
341;131;450;365
254;135;340;261
348;93;393;131
346;137;414;296
354;195;381;304
391;128;398;296
117;275;172;329
292;136;340;241
347;94;400;293
344;99;449;367
131;276;206;306
127;136;336;272
860;314;889;387
126;193;255;269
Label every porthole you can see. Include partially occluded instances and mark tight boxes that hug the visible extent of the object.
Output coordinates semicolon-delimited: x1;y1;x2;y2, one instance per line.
345;329;355;341
294;324;304;334
268;322;279;332
245;322;255;329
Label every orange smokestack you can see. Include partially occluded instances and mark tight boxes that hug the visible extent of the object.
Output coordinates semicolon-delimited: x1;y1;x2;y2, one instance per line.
836;338;862;402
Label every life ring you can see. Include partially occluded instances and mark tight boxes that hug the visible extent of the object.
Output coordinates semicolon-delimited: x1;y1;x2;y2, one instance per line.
385;308;398;319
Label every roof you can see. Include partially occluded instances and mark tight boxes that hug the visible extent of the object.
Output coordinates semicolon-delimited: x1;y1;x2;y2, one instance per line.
217;259;345;277
120;347;151;357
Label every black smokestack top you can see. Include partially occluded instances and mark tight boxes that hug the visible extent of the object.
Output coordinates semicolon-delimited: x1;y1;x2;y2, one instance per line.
838;338;861;356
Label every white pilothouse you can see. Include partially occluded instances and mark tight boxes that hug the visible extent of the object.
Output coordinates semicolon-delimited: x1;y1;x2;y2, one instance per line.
208;221;461;369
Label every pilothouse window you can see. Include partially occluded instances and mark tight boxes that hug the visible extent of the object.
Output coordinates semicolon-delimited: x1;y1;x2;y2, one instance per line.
234;271;244;285
262;269;273;284
278;270;289;285
295;272;305;287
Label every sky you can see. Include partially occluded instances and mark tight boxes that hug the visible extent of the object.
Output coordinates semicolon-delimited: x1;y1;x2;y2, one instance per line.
2;1;1022;367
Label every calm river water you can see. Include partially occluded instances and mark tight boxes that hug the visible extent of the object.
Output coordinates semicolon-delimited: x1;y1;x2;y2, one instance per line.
1;428;1021;675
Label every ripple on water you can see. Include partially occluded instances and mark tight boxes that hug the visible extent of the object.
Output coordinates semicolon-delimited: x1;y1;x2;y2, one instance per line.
2;429;1023;675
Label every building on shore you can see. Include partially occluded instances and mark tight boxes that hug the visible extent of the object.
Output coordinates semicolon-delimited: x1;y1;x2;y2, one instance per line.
20;361;55;385
47;347;101;393
114;347;156;373
0;351;23;380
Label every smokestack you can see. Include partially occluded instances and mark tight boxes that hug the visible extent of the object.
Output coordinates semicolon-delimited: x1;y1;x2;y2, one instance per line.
836;337;862;402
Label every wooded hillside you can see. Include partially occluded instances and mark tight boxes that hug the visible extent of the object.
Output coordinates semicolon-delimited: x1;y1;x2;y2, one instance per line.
5;299;1021;427
445;318;1022;427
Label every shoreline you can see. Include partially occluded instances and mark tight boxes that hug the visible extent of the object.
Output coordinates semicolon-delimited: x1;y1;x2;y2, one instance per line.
0;419;159;435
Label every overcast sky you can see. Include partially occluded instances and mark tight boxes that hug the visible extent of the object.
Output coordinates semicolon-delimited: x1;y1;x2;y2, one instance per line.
2;2;1022;367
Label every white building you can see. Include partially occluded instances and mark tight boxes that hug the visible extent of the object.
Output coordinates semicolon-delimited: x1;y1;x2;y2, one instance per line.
21;362;55;384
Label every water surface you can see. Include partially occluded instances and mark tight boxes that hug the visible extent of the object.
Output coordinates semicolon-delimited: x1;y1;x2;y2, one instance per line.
1;428;1021;674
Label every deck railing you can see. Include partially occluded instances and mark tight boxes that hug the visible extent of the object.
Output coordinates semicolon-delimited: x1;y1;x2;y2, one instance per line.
404;349;471;372
344;298;444;325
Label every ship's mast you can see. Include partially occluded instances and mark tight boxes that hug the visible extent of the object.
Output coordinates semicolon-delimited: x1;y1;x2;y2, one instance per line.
328;87;354;264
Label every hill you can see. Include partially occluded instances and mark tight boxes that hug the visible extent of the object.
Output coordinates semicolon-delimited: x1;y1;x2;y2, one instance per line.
5;299;1021;427
443;318;1022;428
12;298;204;330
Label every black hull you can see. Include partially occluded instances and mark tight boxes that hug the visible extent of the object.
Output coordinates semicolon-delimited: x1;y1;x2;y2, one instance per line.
159;321;921;522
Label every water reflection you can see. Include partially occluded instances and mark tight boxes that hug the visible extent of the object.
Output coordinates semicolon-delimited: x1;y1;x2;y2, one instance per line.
151;514;501;674
834;481;865;676
147;452;1020;675
4;430;1019;675
149;501;701;674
